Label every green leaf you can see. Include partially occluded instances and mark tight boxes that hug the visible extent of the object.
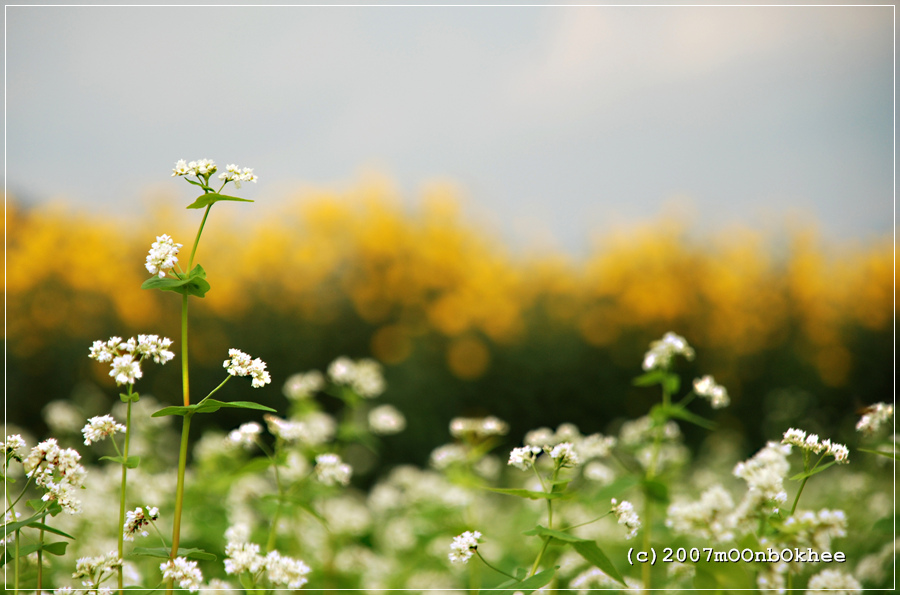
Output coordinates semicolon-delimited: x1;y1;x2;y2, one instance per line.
484;487;569;500
186;193;254;210
184;178;215;192
590;475;641;501
3;511;45;536
632;370;667;387
661;405;715;430
572;541;627;587
26;522;75;540
641;479;669;503
858;447;898;460
141;264;210;298
693;559;754;590
873;515;894;533
789;460;837;481
99;455;141;468
494;567;558;595
132;547;217;561
119;392;140;403
151;399;276;418
663;373;681;395
523;525;583;543
1;541;68;566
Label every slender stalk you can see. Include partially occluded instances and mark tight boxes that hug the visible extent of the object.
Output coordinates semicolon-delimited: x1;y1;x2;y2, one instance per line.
117;397;134;595
37;525;44;592
181;295;190;407
641;498;652;593
187;204;212;269
14;528;20;592
529;465;558;577
790;476;810;516
475;550;517;580
168;413;192;592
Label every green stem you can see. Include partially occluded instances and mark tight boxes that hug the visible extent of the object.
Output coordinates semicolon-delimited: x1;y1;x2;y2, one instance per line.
475;550;516;580
529;465;558;577
37;525;44;591
187;204;212;269
169;414;192;592
181;294;190;407
642;498;652;593
117;396;134;595
14;529;20;592
789;476;810;516
196;376;232;408
265;443;285;552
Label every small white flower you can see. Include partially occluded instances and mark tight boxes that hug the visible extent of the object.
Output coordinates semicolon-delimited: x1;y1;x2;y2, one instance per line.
226;422;262;449
856;402;893;435
224;541;264;575
264;550;310;589
110;353;142;385
145;234;182;279
805;569;862;593
327;357;385;398
450;416;509;439
223;349;271;388
781;428;849;464
160;557;203;592
508;445;542;471
3;434;26;461
448;530;481;564
82;415;126;446
692;375;730;408
611;498;641;539
123;505;159;541
642;332;695;371
549;442;579;467
315;453;352;486
218;163;259;189
368;405;406;435
135;334;175;364
282;371;325;400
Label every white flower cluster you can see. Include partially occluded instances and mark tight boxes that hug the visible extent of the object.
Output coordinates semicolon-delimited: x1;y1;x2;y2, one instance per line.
224;541;264;575
282;370;325;400
783;508;847;552
223;348;272;388
327;357;385;398
449;416;509;440
160;557;203;592
448;530;481;564
693;375;730;409
218;163;259;189
733;441;792;504
429;443;468;469
368;404;407;435
521;423;617;467
315;453;352;486
123;505;159;541
549;442;580;468
226;422;262;449
172;158;217;177
611;498;642;540
23;438;87;514
642;331;695;371
804;569;862;593
81;415;126;446
89;334;175;385
264;412;336;446
781;428;849;464
618;415;687;472
507;445;542;470
3;434;26;461
69;550;122;591
264;550;311;589
145;234;183;279
666;484;736;542
856;402;893;435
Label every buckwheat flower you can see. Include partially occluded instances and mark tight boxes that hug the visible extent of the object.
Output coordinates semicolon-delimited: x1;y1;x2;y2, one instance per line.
642;331;695;371
733;441;792;503
282;371;325;400
123;505;159;541
693;375;730;408
135;334;175;364
666;484;736;542
160;557;203;592
821;438;849;464
782;427;807;447
611;498;641;539
73;550;122;584
448;530;481;564
429;443;468;469
110;353;142;385
265;551;311;589
576;433;617;460
508;445;543;470
315;453;352;486
327;357;385;397
145;234;182;279
82;415;126;445
226;422;262;449
224;541;264;575
856;402;893;435
224;349;271;387
524;427;555;447
368;405;406;435
549;442;579;468
172;159;191;176
805;569;862;593
218;163;259;189
327;356;355;384
89;336;122;363
3;434;26;461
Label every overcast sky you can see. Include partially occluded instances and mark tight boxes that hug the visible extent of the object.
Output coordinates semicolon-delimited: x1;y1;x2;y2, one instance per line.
5;3;894;253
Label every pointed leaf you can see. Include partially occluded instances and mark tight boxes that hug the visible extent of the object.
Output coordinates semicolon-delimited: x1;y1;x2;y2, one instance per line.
632;370;667;387
26;522;75;540
141;264;210;298
99;455;140;468
789;460;837;481
1;541;68;566
3;511;45;536
485;487;569;500
194;399;276;414
523;525;585;543
641;479;669;503
132;546;216;561
858;447;898;460
572;541;627;587
495;567;558;595
662;405;715;430
186;193;254;209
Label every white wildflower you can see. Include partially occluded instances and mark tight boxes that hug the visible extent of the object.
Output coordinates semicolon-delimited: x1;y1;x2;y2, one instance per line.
172;158;217;178
368;405;406;435
805;569;862;593
524;426;555;447
160;557;203;592
315;453;352;486
145;234;182;278
265;551;310;589
450;416;509;439
856;402;893;435
123;506;159;541
611;498;641;539
218;163;258;189
429;443;468;469
642;331;695;371
110;353;142;385
43;400;84;433
224;541;265;575
226;422;262;449
135;334;175;364
583;461;615;484
282;371;325;400
733;441;792;503
327;357;385;398
508;445;542;471
448;530;481;564
781;429;849;464
3;434;26;461
73;550;122;585
82;415;126;446
549;442;579;467
223;349;271;388
693;375;730;408
666;484;736;542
